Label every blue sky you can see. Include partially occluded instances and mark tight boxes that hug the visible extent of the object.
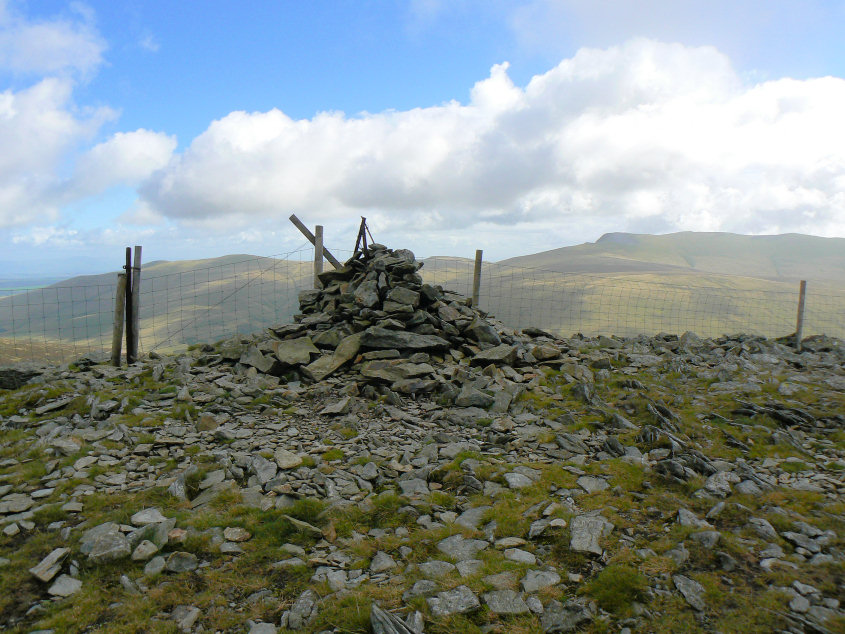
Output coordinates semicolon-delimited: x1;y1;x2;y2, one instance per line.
1;0;845;277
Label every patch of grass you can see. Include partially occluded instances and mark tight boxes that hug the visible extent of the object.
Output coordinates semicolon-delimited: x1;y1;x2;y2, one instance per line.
779;460;809;473
581;564;647;615
322;448;344;461
368;492;407;528
32;504;67;525
338;426;358;439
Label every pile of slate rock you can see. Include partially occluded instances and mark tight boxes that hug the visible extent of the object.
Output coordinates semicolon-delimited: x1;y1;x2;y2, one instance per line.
214;244;559;410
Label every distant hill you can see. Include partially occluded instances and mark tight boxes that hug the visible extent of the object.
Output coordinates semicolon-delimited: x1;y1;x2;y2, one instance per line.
498;232;845;282
2;233;843;363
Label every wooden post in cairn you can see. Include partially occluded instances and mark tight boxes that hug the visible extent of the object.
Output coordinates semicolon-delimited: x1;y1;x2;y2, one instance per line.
795;280;807;352
471;249;483;307
314;225;324;288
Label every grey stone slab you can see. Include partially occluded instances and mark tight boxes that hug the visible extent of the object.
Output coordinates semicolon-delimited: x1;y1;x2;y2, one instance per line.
427;585;480;617
483;589;530;615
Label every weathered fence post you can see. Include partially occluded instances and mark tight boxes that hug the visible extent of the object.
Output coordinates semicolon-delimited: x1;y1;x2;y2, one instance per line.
111;273;127;366
124;247;133;362
288;213;341;268
314;225;324;288
129;245;142;362
471;249;483;307
795;280;807;352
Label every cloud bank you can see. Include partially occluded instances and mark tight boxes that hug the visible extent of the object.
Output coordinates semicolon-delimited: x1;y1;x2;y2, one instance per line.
139;39;845;241
0;0;105;76
0;2;174;230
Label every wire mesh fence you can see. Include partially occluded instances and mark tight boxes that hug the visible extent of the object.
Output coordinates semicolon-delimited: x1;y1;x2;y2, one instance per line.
421;257;845;341
0;246;351;364
1;248;843;365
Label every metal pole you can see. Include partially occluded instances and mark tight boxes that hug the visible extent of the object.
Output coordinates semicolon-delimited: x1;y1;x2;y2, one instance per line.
795;280;807;352
314;225;324;288
111;273;127;366
472;249;483;307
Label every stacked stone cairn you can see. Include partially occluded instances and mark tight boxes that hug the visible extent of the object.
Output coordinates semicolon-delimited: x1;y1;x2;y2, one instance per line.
225;243;550;410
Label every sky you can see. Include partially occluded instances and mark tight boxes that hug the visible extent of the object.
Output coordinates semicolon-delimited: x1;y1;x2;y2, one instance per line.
1;0;844;278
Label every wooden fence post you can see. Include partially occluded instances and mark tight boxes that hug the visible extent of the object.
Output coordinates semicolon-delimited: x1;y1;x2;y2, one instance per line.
111;273;127;366
288;213;342;268
795;280;807;352
314;225;324;288
472;249;483;307
128;246;142;363
124;247;133;362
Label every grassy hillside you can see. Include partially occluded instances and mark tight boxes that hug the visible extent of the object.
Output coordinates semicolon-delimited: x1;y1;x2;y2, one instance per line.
422;257;845;342
1;233;844;363
0;255;313;362
499;232;845;282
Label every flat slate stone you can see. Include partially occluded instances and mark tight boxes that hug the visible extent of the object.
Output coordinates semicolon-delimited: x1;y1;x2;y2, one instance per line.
418;560;456;579
541;597;597;633
569;515;613;555
319;396;352;415
427;585;480;617
521;569;561;593
48;574;82;597
360;327;450;351
370;551;397;573
403;579;438;600
482;589;530;615
437;535;489;561
576;476;609;494
302;333;363;381
398;478;429;497
456;560;483;577
30;547;69;582
471;344;518;366
223;527;251;542
504;548;536;564
166;551;198;573
673;574;706;611
455;506;491;530
274;448;303;469
88;531;131;564
130;507;167;526
131;540;160;561
504;472;534;489
677;508;713;529
274;336;319;365
144;555;166;576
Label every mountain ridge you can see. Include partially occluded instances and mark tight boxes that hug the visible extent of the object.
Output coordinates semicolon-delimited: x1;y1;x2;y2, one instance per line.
498;231;845;282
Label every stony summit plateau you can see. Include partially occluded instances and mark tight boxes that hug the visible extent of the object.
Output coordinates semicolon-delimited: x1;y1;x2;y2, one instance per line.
0;244;843;633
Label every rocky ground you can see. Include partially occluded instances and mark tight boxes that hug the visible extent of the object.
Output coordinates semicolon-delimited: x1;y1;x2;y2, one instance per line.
1;244;843;633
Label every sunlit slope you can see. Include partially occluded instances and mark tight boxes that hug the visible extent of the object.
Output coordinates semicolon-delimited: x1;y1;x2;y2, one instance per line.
498;232;845;282
2;234;844;364
0;255;311;361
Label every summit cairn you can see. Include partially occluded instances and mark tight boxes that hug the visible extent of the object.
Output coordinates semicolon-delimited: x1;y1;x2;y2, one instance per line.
225;243;542;409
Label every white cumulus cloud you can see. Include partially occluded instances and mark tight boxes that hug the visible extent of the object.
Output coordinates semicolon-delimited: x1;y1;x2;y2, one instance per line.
138;39;845;244
0;77;114;227
0;0;106;76
70;129;177;198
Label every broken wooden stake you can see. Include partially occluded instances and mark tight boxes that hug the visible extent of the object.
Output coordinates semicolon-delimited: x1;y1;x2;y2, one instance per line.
289;214;341;268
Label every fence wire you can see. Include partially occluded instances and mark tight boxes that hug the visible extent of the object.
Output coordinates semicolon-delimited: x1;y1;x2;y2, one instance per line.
1;250;843;364
0;246;349;364
421;257;845;341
